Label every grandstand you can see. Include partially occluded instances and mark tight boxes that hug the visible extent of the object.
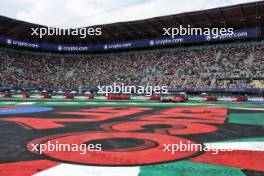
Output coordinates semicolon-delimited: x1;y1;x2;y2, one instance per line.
1;44;264;91
0;1;264;94
0;1;264;176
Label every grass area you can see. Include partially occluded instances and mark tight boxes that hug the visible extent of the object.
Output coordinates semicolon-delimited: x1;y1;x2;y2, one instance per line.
1;99;264;108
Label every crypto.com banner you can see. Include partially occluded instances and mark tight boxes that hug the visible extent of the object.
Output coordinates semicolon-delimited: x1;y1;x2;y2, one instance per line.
0;28;259;52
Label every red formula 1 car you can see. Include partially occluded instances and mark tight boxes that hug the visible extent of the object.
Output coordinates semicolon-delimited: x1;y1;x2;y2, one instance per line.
147;95;161;101
87;95;94;100
203;95;217;101
235;95;248;102
107;95;130;100
42;93;52;99
161;96;188;103
170;96;188;103
65;94;74;99
21;92;30;99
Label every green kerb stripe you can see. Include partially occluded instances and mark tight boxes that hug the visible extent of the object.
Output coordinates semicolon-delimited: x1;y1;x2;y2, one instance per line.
139;161;245;176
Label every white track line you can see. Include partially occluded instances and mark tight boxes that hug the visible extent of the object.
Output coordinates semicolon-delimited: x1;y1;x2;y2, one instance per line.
205;142;264;151
230;107;264;111
16;102;35;105
34;163;140;176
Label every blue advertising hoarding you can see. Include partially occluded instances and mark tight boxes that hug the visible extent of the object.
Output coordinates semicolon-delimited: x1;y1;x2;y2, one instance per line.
0;28;260;52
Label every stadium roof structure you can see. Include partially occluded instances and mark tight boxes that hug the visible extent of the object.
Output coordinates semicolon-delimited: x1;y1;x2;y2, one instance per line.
0;1;263;45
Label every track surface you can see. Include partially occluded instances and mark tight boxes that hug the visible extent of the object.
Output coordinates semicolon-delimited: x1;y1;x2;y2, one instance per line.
0;101;264;176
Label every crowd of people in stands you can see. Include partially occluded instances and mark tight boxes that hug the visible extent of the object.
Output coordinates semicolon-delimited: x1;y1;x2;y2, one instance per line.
0;44;264;89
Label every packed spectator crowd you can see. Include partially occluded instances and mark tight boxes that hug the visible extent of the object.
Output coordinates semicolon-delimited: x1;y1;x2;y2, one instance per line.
0;44;264;89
